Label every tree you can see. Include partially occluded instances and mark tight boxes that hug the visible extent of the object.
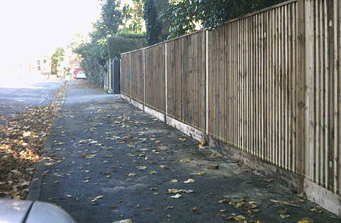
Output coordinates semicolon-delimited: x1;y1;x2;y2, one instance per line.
143;0;169;46
129;0;145;33
51;47;65;75
72;0;147;86
97;0;123;38
160;0;287;39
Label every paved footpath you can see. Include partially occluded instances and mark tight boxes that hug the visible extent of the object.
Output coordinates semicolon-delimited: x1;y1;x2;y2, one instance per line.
28;80;340;223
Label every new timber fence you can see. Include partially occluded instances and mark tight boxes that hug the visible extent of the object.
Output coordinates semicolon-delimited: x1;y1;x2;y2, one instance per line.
121;0;341;215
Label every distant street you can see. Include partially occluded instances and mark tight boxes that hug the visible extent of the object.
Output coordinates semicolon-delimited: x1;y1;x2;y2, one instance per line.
0;77;64;125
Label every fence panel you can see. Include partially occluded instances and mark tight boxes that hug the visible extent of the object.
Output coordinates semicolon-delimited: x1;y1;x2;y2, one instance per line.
167;38;183;121
206;1;298;173
131;50;144;102
120;53;131;96
304;0;341;194
145;44;165;113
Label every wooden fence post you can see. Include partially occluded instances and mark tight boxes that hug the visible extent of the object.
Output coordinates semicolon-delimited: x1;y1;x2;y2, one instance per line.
143;48;146;111
205;30;210;135
165;42;168;123
296;0;307;193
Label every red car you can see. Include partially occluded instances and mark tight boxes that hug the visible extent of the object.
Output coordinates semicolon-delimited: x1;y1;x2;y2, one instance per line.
73;68;85;79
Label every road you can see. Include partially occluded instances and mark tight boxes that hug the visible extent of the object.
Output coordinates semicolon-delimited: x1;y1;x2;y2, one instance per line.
0;78;64;125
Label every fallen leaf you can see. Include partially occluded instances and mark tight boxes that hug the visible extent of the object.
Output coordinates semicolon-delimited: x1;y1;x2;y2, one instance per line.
198;141;207;148
233;215;245;221
136;166;147;171
167;206;174;209
310;208;322;213
159;165;169;170
184;179;195;184
207;164;219;169
298;218;314;223
114;219;132;223
236;201;244;207
269;199;300;207
170;179;178;183
179;138;186;141
190;172;205;176
128;173;137;176
280;214;290;218
218;199;231;204
150;171;157;175
171;193;182;199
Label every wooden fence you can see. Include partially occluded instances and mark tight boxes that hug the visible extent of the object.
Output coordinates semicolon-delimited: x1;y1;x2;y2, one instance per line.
121;0;341;214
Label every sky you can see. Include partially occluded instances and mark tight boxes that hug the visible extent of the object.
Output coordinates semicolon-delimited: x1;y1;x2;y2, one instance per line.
0;0;102;60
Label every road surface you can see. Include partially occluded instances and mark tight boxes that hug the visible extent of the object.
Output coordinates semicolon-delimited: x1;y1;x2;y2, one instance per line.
0;78;64;125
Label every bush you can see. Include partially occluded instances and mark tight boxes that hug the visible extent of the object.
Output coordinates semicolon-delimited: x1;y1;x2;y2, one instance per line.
107;34;146;59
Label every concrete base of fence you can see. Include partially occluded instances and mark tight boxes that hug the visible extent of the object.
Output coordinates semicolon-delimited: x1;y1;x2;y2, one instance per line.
121;94;131;102
144;106;165;122
166;116;204;142
131;98;143;111
304;179;341;216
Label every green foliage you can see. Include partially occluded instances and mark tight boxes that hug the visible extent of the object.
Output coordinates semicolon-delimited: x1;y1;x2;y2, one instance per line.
115;30;146;39
51;47;65;75
143;0;169;46
72;0;147;86
121;0;145;33
97;0;123;39
107;33;146;60
161;0;287;39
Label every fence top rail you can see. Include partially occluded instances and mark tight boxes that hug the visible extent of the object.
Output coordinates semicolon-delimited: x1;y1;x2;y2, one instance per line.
121;0;297;56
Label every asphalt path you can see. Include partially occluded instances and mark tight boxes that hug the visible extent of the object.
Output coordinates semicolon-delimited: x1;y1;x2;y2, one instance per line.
30;80;340;223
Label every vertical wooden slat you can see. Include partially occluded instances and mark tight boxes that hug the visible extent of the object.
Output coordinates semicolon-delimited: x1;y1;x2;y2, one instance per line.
327;0;335;192
337;0;341;195
335;1;341;194
314;1;321;182
306;0;315;181
297;0;307;193
323;0;329;190
318;0;325;184
332;0;338;194
270;8;274;164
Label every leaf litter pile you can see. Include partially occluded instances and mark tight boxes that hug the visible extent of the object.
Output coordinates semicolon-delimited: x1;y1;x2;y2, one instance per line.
0;82;66;199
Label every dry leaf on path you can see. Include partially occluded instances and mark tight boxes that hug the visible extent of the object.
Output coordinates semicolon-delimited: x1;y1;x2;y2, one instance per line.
136;166;147;171
171;193;182;199
114;219;132;223
184;179;195;184
269;199;300;207
297;217;314;223
190;172;205;176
